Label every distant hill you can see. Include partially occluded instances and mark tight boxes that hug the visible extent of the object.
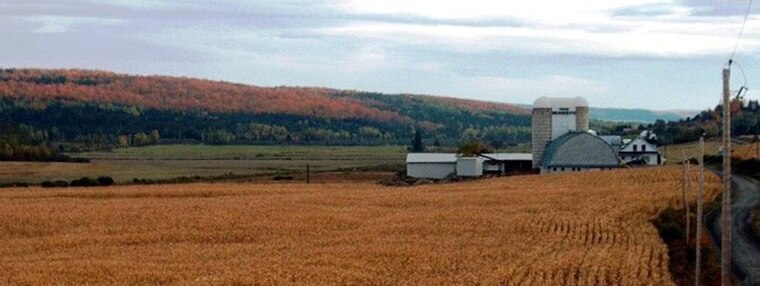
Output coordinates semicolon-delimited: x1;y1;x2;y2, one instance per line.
589;107;697;123
0;68;530;148
644;99;759;145
514;104;696;123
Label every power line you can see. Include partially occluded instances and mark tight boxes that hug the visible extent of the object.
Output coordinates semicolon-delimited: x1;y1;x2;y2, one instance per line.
730;0;755;61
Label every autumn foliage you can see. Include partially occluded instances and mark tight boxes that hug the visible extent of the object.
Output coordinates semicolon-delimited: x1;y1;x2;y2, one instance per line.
0;68;525;124
0;166;720;284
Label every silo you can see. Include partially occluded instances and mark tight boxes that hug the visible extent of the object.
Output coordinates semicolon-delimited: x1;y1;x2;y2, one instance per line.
575;105;589;131
532;97;553;169
531;96;589;169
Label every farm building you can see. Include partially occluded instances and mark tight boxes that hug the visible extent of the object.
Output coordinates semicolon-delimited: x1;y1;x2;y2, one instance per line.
531;96;624;173
406;153;532;179
531;96;589;169
599;135;623;151
406;153;457;179
619;137;662;165
539;131;621;173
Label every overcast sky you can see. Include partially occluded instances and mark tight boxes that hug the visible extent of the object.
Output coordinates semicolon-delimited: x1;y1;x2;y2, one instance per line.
2;0;760;110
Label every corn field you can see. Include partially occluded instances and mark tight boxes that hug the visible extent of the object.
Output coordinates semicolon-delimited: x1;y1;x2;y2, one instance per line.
0;166;720;285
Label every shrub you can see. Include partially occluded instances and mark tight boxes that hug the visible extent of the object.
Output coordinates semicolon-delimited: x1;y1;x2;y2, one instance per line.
70;177;98;187
53;180;70;187
96;176;115;186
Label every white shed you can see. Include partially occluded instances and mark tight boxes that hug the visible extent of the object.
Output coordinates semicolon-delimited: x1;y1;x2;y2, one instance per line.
456;156;484;177
406;153;457;179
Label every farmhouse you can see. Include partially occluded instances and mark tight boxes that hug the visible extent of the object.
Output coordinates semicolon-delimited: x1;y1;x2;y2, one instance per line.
406;153;532;179
619;137;662;165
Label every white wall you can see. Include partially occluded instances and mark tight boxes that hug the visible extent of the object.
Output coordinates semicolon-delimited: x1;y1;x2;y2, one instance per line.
551;113;577;139
620;153;660;165
456;157;483;177
407;163;456;179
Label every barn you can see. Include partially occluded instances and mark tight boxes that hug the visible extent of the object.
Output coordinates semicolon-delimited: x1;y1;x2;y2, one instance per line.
539;131;621;173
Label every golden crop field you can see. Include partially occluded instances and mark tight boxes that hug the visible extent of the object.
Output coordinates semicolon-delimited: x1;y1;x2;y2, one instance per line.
733;142;760;160
663;138;759;163
0;166;720;285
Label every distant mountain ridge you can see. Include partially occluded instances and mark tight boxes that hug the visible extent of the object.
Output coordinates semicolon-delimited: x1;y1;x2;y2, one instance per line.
0;68;531;147
513;104;697;123
589;107;698;123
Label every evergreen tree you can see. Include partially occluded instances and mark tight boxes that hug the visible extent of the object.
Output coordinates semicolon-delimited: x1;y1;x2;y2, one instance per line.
411;130;424;152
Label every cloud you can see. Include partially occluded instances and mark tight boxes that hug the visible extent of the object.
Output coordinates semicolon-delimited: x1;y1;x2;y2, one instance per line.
27;16;123;34
470;75;607;97
321;0;760;58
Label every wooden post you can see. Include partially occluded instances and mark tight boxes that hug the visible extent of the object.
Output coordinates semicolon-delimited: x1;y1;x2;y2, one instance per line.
721;67;732;286
695;136;704;286
682;150;691;246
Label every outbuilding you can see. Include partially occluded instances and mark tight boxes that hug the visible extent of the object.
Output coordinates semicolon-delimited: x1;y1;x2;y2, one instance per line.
406;153;533;179
406;153;457;179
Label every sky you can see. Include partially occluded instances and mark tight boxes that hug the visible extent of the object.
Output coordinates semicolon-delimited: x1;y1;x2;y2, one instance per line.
2;0;760;110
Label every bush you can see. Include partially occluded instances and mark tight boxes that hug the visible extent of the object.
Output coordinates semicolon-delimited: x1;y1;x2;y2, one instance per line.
96;176;115;186
70;177;98;187
657;222;684;243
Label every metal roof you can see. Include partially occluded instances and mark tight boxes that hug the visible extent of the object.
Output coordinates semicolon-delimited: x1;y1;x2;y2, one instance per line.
599;135;622;146
406;153;532;163
406;153;457;163
540;132;621;168
481;153;532;161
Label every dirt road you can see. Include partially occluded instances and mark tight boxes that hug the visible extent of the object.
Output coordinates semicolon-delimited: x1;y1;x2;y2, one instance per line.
707;174;760;285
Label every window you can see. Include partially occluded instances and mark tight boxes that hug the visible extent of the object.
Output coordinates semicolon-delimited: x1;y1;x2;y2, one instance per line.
561;167;565;171
633;145;638;152
642;145;646;152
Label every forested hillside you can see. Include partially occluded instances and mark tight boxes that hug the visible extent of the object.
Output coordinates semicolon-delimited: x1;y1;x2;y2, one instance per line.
0;68;531;153
646;99;760;144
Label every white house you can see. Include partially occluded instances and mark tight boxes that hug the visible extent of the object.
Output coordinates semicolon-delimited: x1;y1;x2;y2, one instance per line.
619;138;662;165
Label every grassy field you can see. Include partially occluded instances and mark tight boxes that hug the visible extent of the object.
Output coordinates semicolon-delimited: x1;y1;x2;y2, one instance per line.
0;166;721;284
662;137;759;163
0;145;407;184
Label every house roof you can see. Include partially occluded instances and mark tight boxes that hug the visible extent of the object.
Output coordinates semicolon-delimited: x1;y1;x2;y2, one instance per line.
599;135;622;146
619;138;659;153
406;153;457;163
540;132;621;168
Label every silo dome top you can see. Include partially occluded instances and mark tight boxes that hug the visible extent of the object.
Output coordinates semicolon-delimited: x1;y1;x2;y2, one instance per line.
533;96;589;108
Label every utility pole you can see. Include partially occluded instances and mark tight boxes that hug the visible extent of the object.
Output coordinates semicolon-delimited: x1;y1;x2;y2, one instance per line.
721;66;732;286
682;150;691;246
695;135;704;286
